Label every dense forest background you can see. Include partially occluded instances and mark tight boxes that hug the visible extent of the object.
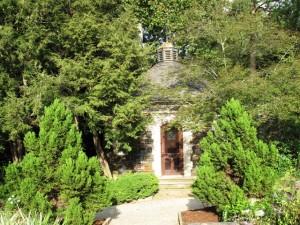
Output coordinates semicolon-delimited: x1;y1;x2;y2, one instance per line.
0;0;299;179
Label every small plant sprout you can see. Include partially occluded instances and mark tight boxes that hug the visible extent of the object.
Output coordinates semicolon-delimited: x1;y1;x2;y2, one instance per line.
7;195;20;206
7;195;25;220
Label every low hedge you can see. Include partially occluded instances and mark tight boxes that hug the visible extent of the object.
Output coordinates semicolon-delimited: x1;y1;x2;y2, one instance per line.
110;173;159;204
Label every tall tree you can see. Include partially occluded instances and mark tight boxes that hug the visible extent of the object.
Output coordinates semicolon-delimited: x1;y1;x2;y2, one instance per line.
125;0;193;42
267;0;300;31
54;1;150;178
175;0;295;71
172;0;299;144
0;0;150;177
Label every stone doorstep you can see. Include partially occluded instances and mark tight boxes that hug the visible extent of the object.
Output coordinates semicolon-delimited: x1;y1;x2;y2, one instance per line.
178;212;236;225
160;180;194;185
160;185;193;188
158;178;194;197
159;176;195;180
159;176;195;185
153;188;193;199
159;182;194;189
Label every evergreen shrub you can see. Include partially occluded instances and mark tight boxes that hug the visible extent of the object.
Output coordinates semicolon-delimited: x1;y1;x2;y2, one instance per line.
110;173;159;204
193;98;279;213
1;99;111;225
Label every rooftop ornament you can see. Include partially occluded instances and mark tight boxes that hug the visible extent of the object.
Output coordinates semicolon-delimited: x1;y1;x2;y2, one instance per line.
157;41;178;62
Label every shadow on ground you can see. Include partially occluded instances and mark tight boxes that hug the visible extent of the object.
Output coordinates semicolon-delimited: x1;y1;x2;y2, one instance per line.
186;198;206;210
94;205;121;221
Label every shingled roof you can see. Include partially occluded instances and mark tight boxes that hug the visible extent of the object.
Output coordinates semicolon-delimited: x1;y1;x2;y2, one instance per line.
142;42;204;108
146;60;185;88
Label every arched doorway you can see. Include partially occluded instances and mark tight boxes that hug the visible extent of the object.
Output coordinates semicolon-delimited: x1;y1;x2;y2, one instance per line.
161;124;183;175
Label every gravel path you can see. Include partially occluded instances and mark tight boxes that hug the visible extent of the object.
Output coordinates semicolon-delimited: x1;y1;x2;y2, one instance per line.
95;197;204;225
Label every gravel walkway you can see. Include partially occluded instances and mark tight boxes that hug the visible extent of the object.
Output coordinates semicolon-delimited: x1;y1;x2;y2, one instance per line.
95;197;204;225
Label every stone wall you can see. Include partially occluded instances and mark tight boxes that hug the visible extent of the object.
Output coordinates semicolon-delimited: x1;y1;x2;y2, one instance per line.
109;130;154;175
133;130;154;173
190;130;209;175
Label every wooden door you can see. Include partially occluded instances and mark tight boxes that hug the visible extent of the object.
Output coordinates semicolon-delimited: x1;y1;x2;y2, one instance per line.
161;125;183;175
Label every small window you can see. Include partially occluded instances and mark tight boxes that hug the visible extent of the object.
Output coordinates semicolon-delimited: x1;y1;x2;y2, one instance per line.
165;50;172;60
173;50;178;61
167;130;176;140
158;51;163;62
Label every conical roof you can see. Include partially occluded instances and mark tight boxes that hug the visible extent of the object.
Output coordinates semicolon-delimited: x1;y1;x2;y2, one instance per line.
158;41;174;49
146;61;184;88
142;42;204;107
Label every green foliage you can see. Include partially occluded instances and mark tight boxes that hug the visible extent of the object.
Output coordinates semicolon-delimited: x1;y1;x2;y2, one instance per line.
268;170;300;224
224;170;300;224
18;178;51;214
57;152;111;212
0;0;150;174
193;99;279;212
110;173;159;204
193;152;247;213
0;209;60;225
171;0;300;167
209;60;300;164
268;0;300;31
124;0;193;41
2;100;111;224
63;198;93;225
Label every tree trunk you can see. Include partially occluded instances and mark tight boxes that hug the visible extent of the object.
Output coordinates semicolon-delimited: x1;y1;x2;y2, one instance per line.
220;38;227;70
74;115;80;130
9;140;24;162
250;0;256;16
92;133;113;179
250;0;257;73
250;35;257;73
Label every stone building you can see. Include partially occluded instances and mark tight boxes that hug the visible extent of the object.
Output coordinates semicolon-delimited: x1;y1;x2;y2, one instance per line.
133;41;203;177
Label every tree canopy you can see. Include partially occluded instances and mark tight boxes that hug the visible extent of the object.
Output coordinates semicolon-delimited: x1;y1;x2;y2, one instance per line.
168;0;300;165
0;1;299;222
0;0;299;179
0;0;151;177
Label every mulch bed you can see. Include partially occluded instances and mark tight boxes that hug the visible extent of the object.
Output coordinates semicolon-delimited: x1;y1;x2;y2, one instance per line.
181;206;220;224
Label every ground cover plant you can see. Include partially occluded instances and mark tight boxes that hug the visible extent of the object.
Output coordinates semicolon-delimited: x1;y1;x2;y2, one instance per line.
110;173;159;204
224;170;300;224
0;206;60;225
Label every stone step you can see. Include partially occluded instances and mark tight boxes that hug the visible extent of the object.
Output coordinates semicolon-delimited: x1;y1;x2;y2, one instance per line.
159;180;194;185
153;187;194;199
159;176;195;189
159;176;195;182
160;184;192;189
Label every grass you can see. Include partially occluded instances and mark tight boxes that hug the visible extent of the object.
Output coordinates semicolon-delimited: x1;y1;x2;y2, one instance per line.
0;209;60;225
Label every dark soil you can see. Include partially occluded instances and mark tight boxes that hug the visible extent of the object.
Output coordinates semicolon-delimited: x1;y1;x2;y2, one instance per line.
181;206;220;225
94;207;220;225
92;219;106;225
